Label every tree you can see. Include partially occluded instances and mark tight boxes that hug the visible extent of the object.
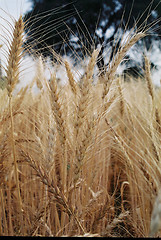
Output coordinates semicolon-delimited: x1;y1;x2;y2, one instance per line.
24;0;161;73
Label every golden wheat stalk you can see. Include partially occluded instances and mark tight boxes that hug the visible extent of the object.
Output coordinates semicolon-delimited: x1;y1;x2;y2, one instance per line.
74;50;98;182
5;15;24;232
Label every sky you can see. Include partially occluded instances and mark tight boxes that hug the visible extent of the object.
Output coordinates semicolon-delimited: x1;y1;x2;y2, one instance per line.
0;0;32;18
0;0;32;25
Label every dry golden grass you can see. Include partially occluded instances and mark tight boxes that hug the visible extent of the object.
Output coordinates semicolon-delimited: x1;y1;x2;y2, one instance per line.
0;11;160;237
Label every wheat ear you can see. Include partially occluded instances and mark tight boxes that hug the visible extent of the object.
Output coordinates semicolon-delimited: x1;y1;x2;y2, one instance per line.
102;32;145;100
74;50;98;181
6;15;24;96
85;49;99;83
75;49;99;136
49;73;66;149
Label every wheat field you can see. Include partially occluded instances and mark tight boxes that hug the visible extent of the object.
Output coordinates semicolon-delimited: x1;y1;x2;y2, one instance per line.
0;9;161;237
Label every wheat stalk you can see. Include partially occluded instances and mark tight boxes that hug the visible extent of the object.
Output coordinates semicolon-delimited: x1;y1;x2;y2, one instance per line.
5;15;24;232
74;50;98;182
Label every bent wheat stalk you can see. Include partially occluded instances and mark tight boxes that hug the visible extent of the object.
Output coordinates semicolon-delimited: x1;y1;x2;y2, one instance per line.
20;149;86;235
